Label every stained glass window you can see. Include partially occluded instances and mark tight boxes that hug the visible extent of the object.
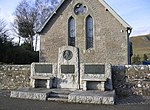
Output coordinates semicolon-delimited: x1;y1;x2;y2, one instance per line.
74;3;87;15
68;17;75;46
86;15;93;49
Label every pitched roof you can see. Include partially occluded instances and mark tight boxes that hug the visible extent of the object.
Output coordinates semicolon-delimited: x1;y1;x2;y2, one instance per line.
37;0;132;33
36;0;65;33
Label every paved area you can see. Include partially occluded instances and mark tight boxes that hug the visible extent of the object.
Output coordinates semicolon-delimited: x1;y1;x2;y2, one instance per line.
0;90;150;110
116;96;150;105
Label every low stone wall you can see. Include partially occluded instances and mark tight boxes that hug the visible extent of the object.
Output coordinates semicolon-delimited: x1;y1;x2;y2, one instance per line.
113;65;150;97
0;64;150;97
0;65;31;90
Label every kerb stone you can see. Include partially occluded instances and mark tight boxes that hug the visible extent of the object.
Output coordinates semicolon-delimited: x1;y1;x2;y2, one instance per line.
10;88;51;100
68;90;115;104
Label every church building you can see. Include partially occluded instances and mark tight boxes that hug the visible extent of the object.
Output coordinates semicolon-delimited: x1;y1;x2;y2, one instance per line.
37;0;132;65
11;1;133;104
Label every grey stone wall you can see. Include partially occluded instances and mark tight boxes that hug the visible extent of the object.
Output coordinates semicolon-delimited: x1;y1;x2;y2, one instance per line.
0;65;30;90
1;64;149;98
113;65;150;97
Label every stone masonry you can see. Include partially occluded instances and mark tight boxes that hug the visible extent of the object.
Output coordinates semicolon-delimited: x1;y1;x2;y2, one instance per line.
39;0;130;65
1;65;150;97
0;65;30;90
113;65;150;97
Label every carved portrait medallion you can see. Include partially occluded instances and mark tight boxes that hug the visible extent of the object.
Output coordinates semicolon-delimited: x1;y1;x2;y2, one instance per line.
63;50;73;60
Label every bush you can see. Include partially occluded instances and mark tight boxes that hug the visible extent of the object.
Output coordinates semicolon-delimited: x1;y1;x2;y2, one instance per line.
0;40;39;64
12;46;39;64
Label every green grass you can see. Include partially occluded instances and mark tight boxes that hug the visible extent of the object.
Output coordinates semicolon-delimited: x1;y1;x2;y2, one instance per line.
130;34;150;59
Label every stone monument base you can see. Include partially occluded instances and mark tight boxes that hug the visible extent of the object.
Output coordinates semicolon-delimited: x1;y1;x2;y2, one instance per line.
10;88;51;100
10;88;115;104
68;90;115;104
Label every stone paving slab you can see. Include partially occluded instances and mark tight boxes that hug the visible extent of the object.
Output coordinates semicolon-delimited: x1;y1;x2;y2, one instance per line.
10;88;75;101
1;95;150;110
68;90;115;104
116;96;150;105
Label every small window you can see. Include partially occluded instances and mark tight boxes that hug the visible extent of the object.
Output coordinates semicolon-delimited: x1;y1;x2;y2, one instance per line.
68;17;75;46
86;15;93;49
74;3;87;15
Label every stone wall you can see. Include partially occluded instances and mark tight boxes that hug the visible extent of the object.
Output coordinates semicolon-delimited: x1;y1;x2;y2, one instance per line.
40;0;129;65
0;64;150;97
0;65;30;90
113;65;150;97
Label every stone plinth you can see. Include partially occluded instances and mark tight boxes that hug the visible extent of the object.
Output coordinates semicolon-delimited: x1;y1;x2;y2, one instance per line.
68;90;115;104
10;88;51;100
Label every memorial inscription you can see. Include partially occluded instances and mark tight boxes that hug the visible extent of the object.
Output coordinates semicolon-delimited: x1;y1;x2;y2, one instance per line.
35;64;52;73
84;65;105;74
61;65;75;74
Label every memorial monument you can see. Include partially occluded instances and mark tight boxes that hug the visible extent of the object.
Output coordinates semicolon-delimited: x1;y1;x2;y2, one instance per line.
11;0;132;104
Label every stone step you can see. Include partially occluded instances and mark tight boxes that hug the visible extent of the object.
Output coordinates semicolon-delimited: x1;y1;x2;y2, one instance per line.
47;97;68;102
50;89;73;95
49;93;68;99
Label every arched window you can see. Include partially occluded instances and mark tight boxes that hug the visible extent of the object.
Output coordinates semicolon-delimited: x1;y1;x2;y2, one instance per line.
86;15;93;49
68;16;75;46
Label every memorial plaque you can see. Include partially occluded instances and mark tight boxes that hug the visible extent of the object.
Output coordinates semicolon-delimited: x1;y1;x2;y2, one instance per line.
61;65;75;74
84;65;105;74
35;64;52;73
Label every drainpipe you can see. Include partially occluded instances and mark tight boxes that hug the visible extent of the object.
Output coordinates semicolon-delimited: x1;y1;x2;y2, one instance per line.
127;27;132;64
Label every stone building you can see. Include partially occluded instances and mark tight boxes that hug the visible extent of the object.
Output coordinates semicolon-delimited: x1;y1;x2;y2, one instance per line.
11;0;133;104
33;0;132;90
37;0;132;65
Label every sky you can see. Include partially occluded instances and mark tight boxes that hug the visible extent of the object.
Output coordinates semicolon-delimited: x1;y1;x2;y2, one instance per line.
0;0;21;24
0;0;150;37
105;0;150;36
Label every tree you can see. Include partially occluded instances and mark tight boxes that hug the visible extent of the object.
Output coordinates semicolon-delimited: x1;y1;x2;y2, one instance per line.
34;0;53;29
0;18;14;63
132;54;141;65
0;18;12;48
0;19;9;41
0;18;39;64
143;54;148;61
13;0;36;51
34;0;60;51
13;0;60;51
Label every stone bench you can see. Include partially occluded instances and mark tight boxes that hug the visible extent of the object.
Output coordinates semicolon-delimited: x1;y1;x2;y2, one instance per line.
30;76;54;89
81;63;113;91
30;63;56;89
82;78;107;91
